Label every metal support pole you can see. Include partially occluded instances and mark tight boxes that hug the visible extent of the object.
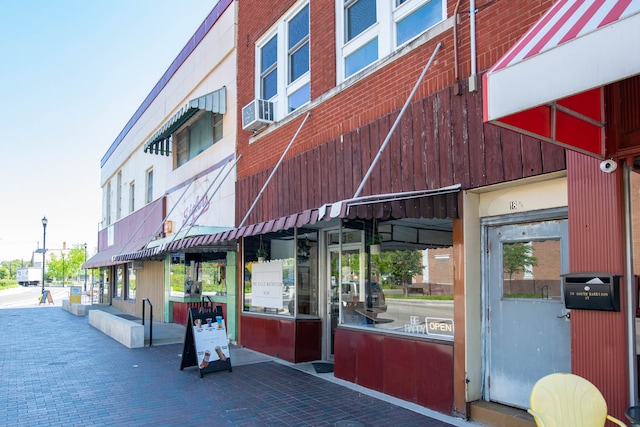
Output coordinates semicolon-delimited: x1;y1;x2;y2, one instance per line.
41;216;47;295
239;111;311;228
353;42;442;198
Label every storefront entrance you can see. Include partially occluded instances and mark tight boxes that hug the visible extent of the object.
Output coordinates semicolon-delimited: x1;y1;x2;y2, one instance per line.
484;213;571;409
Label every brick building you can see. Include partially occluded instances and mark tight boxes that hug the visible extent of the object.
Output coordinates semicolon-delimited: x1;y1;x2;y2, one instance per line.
86;0;640;424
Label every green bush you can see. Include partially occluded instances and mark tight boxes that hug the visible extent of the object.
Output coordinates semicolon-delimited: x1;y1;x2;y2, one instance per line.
0;279;18;291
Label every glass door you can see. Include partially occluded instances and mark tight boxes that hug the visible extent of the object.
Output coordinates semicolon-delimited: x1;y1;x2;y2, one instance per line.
325;229;364;359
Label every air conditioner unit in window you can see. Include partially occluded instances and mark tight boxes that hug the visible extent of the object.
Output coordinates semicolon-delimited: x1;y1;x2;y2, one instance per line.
132;261;143;270
242;99;275;131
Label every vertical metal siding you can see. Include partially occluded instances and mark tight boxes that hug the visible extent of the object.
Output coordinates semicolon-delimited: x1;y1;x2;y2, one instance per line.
567;151;628;421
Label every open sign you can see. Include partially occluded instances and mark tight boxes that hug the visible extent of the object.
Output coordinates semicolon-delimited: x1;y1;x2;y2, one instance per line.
426;318;454;338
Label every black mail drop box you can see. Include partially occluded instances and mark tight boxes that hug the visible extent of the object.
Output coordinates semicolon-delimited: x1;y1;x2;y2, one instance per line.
563;272;620;311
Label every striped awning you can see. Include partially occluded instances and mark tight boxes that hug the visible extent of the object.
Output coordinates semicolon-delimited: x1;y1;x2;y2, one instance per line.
114;186;460;260
143;87;226;156
483;0;640;158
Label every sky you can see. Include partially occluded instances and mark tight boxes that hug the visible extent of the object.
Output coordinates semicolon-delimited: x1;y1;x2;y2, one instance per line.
0;1;218;263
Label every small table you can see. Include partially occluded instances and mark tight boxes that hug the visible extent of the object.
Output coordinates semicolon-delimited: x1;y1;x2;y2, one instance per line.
625;405;640;425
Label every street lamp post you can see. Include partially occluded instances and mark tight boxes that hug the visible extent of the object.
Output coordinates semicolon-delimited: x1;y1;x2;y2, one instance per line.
61;252;65;288
41;216;48;295
84;243;87;291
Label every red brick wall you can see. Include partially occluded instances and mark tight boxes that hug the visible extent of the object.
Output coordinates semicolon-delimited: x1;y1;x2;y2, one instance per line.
236;0;557;181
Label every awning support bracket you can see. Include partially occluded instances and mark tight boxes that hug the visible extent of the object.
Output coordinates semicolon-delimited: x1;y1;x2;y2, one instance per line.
238;111;311;228
353;42;442;198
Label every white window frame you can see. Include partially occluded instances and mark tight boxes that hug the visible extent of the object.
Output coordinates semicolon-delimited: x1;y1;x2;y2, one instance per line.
336;0;445;82
116;171;122;221
254;0;310;121
129;181;135;214
105;181;112;226
145;168;154;204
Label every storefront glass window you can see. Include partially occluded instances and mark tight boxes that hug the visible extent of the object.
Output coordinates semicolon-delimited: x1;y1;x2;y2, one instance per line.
115;265;123;298
339;220;454;340
170;254;186;297
201;259;227;296
171;253;227;297
127;264;136;300
243;230;318;317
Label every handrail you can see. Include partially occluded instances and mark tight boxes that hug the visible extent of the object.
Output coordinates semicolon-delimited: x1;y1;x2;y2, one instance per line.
541;286;549;299
201;295;214;313
142;298;153;347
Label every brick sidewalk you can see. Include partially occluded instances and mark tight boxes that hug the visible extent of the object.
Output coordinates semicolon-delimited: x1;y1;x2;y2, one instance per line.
0;307;467;426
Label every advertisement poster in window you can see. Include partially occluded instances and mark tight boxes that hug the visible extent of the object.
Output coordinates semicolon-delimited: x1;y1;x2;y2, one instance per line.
252;260;284;309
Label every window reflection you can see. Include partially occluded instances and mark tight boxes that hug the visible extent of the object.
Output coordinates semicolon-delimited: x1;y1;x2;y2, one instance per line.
502;240;561;300
243;231;318;317
339;222;454;341
170;253;227;297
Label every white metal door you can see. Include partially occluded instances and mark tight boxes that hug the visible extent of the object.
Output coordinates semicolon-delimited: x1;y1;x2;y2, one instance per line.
485;218;571;408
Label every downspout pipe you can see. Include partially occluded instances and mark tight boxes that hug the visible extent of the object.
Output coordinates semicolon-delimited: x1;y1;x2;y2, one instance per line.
469;0;478;92
624;162;638;405
453;0;462;93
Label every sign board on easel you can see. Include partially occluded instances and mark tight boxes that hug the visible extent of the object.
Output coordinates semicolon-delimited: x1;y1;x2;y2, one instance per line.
70;287;82;304
39;290;54;305
180;307;232;377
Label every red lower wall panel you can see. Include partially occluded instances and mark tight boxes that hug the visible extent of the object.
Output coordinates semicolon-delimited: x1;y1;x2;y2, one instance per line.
383;337;418;402
240;315;321;363
172;302;227;326
295;320;322;362
335;328;454;414
358;334;384;391
416;340;454;413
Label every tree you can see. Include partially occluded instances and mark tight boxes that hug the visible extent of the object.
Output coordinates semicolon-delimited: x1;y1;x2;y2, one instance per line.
1;259;26;280
503;242;538;280
47;245;87;284
376;250;424;296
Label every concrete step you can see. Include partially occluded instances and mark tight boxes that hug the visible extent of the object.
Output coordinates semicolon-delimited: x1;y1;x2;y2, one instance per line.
469;401;535;427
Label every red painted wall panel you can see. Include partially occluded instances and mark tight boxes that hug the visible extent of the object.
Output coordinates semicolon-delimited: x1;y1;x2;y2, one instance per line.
383;337;417;402
334;328;357;382
334;328;454;415
567;151;628;422
295;320;322;362
416;341;454;413
357;333;384;392
240;315;319;363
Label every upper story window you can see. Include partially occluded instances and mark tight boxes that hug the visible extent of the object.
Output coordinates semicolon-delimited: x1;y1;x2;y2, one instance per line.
145;168;153;204
129;181;135;214
106;181;112;225
116;171;122;221
256;1;310;121
338;0;445;80
175;111;223;168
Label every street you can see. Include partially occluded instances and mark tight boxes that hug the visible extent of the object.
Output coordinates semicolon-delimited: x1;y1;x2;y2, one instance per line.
0;285;71;308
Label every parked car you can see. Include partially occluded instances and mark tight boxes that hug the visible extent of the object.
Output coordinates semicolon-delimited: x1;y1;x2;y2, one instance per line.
342;280;387;313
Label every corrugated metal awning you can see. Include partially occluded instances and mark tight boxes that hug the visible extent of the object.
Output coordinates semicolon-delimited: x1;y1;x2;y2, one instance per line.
114;186;460;258
143;87;227;156
83;236;154;269
483;0;640;158
224;185;461;241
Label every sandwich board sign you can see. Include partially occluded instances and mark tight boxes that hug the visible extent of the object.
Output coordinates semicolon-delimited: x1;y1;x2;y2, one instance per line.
180;306;232;377
39;290;54;305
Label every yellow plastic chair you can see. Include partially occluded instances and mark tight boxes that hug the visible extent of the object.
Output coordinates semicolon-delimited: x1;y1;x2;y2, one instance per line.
528;373;626;427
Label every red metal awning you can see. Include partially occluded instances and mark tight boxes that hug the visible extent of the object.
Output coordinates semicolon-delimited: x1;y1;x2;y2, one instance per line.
483;0;640;158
